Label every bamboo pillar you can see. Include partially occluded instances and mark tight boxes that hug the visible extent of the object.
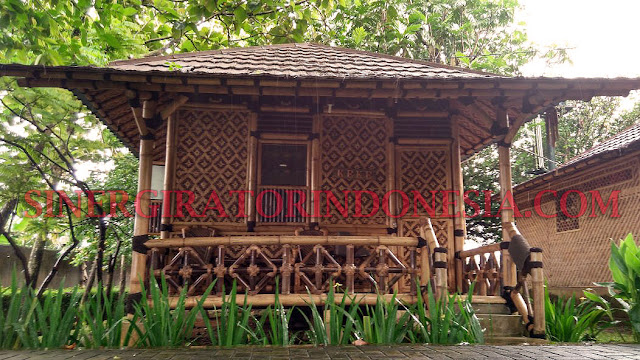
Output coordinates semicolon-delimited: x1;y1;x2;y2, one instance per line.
247;114;258;230
498;145;517;287
310;114;321;225
530;248;545;337
433;248;448;300
386;116;397;228
129;137;154;293
497;106;517;288
160;115;177;239
450;117;466;292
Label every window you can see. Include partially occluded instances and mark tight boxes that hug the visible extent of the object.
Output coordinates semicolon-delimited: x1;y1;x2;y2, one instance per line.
258;143;308;223
260;144;307;186
556;190;580;232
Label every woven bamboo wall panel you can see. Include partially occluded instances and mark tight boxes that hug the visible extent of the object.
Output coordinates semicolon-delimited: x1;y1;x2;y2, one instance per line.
320;115;388;225
399;218;451;248
174;108;249;223
396;145;453;249
397;147;450;215
516;156;640;291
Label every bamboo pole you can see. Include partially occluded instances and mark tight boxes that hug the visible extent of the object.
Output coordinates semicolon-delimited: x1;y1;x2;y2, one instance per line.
145;235;419;248
458;243;501;259
530;249;545;338
434;248;448;300
310;114;321;225
160;114;177;239
129;138;154;293
451;117;466;292
169;293;419;308
247;114;258;227
386;116;397;227
497;125;517;288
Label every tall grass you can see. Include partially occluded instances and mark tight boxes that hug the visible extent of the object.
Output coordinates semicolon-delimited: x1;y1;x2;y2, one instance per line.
78;283;126;348
129;275;214;347
3;273;83;349
407;284;484;344
201;281;254;346
354;292;412;344
299;285;361;345
252;279;296;345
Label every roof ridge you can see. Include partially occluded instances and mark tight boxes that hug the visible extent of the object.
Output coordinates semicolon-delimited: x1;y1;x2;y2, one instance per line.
563;120;640;165
108;42;506;77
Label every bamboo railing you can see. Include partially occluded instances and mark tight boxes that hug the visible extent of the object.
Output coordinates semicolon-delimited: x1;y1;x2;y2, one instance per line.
457;227;545;339
142;233;448;306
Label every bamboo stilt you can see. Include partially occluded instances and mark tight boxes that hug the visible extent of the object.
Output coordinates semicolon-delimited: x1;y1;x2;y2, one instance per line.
434;248;448;300
531;249;545;337
451;118;466;293
498;144;517;287
129;138;153;293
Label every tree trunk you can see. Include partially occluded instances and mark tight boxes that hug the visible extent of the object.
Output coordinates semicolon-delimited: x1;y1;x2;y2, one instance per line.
81;259;98;303
0;199;31;286
118;254;127;299
27;233;46;288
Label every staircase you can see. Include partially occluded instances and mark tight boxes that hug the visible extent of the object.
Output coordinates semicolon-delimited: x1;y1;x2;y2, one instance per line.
473;303;548;344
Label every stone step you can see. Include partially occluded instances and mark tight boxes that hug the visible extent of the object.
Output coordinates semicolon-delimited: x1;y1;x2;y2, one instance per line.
473;303;512;315
478;314;524;338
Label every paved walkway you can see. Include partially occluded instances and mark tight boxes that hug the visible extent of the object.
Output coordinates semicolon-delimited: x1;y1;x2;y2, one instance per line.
1;344;640;359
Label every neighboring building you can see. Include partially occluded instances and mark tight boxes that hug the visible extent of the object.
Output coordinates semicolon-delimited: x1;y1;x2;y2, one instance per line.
514;123;640;295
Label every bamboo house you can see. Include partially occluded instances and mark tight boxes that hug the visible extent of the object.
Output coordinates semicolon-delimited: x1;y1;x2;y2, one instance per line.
514;122;640;296
3;43;640;339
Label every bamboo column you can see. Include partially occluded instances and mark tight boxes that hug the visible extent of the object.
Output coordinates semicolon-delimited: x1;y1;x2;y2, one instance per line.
129;101;155;293
497;107;517;288
310;114;321;225
434;248;448;300
450;117;466;292
386;116;397;228
247;114;258;230
530;248;545;337
160;114;177;240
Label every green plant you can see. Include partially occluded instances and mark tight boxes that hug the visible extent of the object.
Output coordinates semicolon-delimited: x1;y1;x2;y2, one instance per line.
545;286;612;342
354;292;412;344
585;233;640;342
201;281;253;346
408;284;484;344
299;285;361;345
252;279;296;346
129;275;213;347
78;283;126;348
0;273;29;349
15;282;82;349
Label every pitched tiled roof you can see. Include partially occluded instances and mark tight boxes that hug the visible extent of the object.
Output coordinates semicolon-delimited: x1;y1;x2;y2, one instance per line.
562;122;640;167
513;121;640;193
108;43;503;80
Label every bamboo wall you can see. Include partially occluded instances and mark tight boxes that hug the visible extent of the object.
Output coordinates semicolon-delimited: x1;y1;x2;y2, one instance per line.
515;153;640;295
162;106;455;247
173;107;250;224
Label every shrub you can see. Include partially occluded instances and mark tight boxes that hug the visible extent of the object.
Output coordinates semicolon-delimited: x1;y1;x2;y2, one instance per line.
78;283;127;348
545;286;612;342
128;275;214;347
585;233;640;342
407;284;484;344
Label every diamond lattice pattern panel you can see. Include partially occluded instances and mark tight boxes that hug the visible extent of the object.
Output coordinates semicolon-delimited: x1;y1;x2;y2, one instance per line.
174;108;249;223
320;115;388;225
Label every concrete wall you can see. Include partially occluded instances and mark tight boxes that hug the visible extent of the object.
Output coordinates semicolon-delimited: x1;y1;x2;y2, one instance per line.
0;244;83;288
